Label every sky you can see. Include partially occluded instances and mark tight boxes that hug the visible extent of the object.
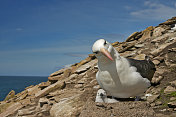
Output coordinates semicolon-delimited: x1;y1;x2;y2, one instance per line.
0;0;176;76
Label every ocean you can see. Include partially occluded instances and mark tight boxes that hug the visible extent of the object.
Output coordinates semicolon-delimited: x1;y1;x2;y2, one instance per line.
0;76;48;101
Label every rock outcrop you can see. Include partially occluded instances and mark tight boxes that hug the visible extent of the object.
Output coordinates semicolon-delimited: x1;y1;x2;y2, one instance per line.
0;17;176;117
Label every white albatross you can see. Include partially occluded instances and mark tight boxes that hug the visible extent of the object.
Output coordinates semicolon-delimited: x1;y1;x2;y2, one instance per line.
92;39;156;102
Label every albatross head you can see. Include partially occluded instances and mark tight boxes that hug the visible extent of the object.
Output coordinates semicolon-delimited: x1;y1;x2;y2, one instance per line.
92;39;114;61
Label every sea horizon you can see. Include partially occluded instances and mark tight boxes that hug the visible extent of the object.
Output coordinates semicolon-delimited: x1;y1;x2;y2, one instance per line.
0;75;49;77
0;76;48;101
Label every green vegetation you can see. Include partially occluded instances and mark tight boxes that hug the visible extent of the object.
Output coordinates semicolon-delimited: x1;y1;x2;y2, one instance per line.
156;87;176;108
167;92;176;97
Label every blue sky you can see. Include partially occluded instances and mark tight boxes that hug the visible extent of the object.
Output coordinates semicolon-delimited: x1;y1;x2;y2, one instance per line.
0;0;176;76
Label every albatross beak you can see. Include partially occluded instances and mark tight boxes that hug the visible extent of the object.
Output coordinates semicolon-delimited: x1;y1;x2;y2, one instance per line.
100;48;113;61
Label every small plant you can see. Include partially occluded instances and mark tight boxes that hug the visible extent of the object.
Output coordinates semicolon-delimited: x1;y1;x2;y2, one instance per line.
167;92;176;97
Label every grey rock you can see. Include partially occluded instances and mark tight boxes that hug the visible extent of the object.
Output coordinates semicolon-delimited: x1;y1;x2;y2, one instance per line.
153;56;164;62
147;94;160;103
169;47;176;52
152;76;164;84
153;27;165;37
164;86;176;94
90;79;98;85
168;101;176;108
155;100;162;106
18;107;36;116
76;59;97;74
78;78;87;84
121;51;137;58
41;104;50;112
0;102;24;117
164;54;172;66
159;108;167;112
150;103;156;107
74;84;83;88
155;113;168;117
126;32;141;42
170;113;176;117
170;80;176;87
35;80;66;98
39;97;49;107
50;68;65;77
134;44;145;48
170;97;176;101
155;68;165;75
93;85;100;89
151;43;174;56
4;90;15;101
50;94;84;117
133;54;146;60
94;65;98;69
152;60;160;65
63;68;72;78
151;36;164;43
26;86;40;97
150;87;162;95
165;37;175;43
69;74;78;79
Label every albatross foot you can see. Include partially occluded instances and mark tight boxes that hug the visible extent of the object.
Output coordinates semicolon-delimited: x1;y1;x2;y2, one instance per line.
106;96;119;103
135;96;141;101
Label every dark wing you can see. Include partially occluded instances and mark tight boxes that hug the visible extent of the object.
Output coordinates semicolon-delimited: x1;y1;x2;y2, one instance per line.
126;58;156;81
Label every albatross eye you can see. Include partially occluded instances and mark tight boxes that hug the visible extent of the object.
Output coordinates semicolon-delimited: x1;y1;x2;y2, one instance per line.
104;41;107;45
94;51;98;54
93;51;99;54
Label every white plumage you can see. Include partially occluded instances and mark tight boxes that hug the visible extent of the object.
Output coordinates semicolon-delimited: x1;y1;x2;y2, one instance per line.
171;24;176;31
95;89;119;103
92;39;155;99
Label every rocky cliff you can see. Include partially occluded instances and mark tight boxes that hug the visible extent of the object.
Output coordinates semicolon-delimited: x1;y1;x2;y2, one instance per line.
0;17;176;117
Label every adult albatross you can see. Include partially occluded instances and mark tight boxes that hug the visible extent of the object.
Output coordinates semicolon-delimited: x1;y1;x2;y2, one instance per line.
92;39;156;102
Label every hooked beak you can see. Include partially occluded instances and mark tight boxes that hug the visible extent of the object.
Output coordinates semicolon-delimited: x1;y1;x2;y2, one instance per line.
100;48;113;61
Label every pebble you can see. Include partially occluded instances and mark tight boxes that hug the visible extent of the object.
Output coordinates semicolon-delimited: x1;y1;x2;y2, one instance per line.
78;78;87;84
170;80;176;87
74;84;83;88
153;60;160;65
150;103;155;107
159;109;167;112
168;101;176;108
93;85;100;89
147;94;160;103
134;44;144;48
170;97;176;101
155;101;162;106
69;74;78;79
164;86;176;94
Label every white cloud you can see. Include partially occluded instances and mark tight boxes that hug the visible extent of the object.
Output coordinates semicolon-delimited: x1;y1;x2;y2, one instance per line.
63;53;88;57
0;45;91;55
124;6;132;10
130;1;176;20
101;33;126;42
15;28;23;31
63;64;72;68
